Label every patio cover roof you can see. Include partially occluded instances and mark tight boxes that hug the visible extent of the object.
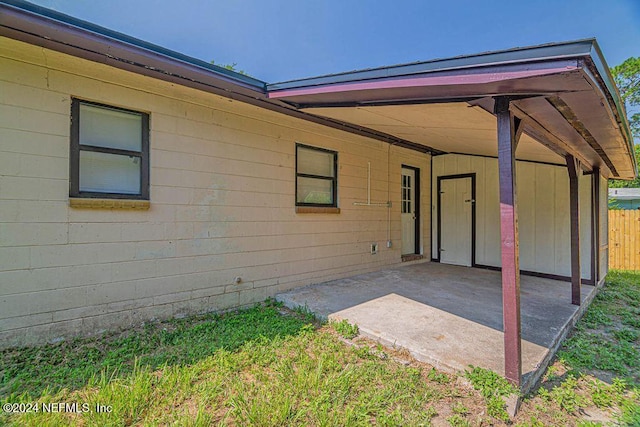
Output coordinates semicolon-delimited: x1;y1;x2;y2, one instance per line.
269;40;635;179
1;0;635;179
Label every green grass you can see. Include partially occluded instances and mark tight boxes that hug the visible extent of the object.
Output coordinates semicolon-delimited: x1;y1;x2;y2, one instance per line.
446;413;471;426
1;299;310;397
2;303;452;426
331;319;359;339
533;269;640;426
2;271;640;426
427;367;451;384
558;270;640;383
465;366;517;422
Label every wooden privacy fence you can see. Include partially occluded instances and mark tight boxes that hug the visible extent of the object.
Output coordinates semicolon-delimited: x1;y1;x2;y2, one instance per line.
609;209;640;270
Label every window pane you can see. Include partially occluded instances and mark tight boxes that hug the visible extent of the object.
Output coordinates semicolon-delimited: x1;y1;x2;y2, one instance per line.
297;177;333;205
298;146;334;177
79;151;141;194
80;103;142;151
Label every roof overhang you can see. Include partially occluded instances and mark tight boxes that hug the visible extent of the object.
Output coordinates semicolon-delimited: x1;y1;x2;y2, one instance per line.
269;40;636;178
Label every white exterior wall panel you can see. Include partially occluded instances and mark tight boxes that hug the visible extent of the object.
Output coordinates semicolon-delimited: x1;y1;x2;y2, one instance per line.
432;154;592;279
599;174;609;280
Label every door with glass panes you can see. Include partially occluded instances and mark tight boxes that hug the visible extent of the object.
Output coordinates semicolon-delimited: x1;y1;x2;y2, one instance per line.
401;167;419;255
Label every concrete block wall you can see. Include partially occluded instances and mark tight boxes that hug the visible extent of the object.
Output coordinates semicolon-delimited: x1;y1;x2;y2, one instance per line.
0;37;431;348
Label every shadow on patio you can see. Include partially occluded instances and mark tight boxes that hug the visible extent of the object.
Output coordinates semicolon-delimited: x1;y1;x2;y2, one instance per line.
276;262;596;392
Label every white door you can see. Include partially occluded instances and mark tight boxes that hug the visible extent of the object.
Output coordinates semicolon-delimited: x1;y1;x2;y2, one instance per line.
401;168;417;255
440;177;472;266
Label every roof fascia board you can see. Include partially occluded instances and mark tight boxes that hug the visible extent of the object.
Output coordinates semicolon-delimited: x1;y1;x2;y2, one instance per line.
268;62;580;100
578;63;635;177
584;43;636;177
268;40;594;90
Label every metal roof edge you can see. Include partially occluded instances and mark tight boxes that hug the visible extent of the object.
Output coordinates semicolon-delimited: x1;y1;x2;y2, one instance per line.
267;39;595;90
585;40;637;178
0;0;267;90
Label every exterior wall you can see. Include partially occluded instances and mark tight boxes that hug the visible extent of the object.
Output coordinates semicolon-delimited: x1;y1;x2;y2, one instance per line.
0;37;431;348
431;154;592;279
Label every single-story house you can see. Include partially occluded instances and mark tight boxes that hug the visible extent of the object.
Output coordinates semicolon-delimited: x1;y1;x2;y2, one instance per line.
1;0;635;386
609;188;640;209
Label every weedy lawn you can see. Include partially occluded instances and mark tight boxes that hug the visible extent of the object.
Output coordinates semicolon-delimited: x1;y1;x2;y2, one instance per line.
1;271;639;426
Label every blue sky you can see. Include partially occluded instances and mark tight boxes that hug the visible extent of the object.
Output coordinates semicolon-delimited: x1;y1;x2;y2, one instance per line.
30;0;640;83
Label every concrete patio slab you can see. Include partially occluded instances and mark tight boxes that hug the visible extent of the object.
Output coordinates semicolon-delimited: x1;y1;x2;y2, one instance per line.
276;262;598;392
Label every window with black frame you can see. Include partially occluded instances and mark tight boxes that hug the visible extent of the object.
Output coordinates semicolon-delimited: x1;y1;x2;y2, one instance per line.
295;144;337;207
70;99;149;200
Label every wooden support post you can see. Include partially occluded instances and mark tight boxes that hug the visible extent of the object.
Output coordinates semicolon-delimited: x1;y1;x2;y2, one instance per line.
567;154;581;305
495;97;522;386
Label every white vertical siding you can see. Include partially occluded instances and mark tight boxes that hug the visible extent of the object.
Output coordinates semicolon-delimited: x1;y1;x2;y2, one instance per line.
579;172;592;279
599;174;609;280
432;154;593;279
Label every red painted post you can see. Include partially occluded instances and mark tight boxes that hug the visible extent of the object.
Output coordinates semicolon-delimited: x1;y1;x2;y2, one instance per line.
567;155;581;305
495;97;522;387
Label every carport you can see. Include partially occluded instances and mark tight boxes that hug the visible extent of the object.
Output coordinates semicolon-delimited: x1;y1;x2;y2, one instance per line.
268;39;635;387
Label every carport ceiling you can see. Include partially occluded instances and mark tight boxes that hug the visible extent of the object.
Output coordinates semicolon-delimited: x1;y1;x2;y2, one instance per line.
303;103;565;165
